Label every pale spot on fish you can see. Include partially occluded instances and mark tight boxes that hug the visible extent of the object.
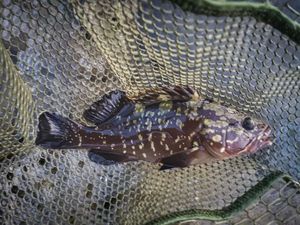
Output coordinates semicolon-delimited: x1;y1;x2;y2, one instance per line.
191;147;199;152
138;134;143;141
123;150;127;154
204;119;212;126
226;137;239;144
220;147;225;153
142;153;147;158
132;151;136;155
147;122;152;131
78;135;82;147
135;104;144;113
159;101;172;110
212;134;222;142
206;128;215;134
176;119;184;129
151;142;155;152
193;141;199;147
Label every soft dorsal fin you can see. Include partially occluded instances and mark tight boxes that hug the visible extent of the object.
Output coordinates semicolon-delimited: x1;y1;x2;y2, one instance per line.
83;90;131;125
130;85;200;105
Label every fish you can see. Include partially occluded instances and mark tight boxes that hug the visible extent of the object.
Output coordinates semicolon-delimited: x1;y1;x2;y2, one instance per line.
35;86;272;169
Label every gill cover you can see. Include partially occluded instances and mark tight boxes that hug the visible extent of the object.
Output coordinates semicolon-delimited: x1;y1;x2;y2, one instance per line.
198;102;272;158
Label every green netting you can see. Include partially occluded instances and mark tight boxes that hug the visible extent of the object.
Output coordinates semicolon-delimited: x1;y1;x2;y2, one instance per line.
0;0;299;224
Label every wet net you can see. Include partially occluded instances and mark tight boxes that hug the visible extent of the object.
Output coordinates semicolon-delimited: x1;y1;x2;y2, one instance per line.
0;0;299;224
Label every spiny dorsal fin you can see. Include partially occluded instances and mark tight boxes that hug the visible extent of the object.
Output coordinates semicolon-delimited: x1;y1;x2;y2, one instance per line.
129;85;201;105
83;90;131;126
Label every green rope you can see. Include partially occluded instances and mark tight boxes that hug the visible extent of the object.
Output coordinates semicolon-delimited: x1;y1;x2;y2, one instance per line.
145;171;284;225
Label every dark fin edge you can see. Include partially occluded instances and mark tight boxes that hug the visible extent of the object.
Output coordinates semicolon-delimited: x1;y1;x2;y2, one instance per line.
159;164;176;170
88;149;138;165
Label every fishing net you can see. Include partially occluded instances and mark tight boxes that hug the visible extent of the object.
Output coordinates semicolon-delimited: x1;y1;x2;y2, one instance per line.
0;0;299;224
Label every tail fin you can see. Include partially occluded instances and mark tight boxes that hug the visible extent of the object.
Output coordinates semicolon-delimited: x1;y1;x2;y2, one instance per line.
35;112;80;149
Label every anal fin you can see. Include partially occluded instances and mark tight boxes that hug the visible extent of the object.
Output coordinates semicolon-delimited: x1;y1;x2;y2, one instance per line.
88;149;138;165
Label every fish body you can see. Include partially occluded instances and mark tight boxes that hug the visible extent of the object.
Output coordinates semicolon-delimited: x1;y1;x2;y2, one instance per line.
36;86;272;169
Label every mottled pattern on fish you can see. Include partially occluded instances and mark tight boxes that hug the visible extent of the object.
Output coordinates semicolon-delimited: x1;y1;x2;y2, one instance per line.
36;86;272;169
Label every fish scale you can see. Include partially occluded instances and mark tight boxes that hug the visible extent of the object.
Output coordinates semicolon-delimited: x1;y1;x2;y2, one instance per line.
35;86;272;169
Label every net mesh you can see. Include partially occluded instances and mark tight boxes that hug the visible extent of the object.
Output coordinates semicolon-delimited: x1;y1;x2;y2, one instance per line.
0;0;299;224
174;176;300;225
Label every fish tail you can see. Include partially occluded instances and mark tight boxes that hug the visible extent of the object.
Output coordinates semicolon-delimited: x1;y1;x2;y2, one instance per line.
35;112;80;148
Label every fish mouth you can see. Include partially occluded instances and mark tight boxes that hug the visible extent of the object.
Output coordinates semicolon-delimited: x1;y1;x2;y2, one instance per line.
260;125;272;143
246;125;272;153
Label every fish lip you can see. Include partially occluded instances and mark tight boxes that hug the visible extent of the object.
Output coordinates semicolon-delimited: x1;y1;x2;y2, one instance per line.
261;125;272;142
263;125;271;135
245;125;272;153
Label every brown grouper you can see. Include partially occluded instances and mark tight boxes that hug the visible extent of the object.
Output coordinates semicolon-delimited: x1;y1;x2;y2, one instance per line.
36;86;272;169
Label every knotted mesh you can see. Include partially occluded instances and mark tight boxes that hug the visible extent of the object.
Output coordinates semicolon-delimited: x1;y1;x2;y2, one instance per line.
0;0;299;224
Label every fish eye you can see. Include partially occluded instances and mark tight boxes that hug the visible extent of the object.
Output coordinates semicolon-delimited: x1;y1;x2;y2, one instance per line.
242;117;254;130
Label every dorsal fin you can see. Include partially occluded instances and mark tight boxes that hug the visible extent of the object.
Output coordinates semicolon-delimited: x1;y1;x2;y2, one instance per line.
83;86;201;126
130;86;200;105
83;90;131;125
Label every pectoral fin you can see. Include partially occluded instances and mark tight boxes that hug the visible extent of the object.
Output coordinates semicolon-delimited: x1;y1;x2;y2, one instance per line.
158;146;217;170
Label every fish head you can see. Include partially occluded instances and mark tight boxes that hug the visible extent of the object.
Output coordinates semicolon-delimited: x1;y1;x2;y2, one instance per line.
198;102;272;159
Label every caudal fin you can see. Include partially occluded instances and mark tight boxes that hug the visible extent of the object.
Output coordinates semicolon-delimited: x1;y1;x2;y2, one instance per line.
35;112;80;149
